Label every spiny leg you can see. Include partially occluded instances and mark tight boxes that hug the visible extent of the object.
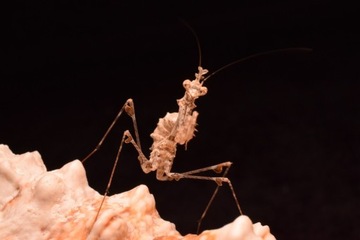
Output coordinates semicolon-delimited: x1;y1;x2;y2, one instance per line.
89;129;151;233
82;98;141;163
89;130;129;231
195;164;243;233
123;130;154;173
167;163;243;234
84;99;144;234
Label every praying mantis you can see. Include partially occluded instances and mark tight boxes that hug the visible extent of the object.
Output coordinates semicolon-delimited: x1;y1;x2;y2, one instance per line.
80;24;311;235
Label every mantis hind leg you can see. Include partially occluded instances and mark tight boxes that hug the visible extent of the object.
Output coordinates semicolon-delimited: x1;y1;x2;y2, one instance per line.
159;162;243;233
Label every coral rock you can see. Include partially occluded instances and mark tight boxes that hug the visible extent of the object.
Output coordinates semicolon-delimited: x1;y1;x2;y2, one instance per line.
0;144;276;240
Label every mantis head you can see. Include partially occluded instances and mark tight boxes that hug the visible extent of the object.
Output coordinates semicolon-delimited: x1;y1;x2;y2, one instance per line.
182;66;208;99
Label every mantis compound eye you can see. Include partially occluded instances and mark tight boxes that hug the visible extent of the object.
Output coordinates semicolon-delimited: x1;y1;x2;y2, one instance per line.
199;86;208;96
183;79;191;89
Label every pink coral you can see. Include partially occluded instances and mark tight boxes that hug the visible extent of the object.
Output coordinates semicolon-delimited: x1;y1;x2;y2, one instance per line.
0;144;275;240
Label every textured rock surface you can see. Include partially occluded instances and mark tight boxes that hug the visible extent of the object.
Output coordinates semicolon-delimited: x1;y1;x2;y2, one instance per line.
0;144;275;240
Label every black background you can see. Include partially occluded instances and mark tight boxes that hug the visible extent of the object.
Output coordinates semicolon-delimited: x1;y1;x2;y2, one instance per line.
2;1;359;239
